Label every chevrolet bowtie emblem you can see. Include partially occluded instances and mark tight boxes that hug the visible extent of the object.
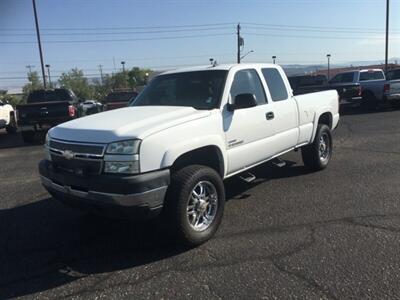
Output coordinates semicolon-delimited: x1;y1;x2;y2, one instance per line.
62;150;75;160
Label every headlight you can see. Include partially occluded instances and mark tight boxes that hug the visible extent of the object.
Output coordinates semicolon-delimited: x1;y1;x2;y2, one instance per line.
44;133;50;148
44;133;51;161
106;140;141;155
104;161;139;174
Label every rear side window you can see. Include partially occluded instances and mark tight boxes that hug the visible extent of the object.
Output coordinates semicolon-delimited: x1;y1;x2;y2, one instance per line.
340;73;354;83
386;70;400;80
359;71;385;81
230;69;267;105
261;68;288;101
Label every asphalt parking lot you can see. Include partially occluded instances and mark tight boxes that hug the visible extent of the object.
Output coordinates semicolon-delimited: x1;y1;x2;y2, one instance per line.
1;107;400;299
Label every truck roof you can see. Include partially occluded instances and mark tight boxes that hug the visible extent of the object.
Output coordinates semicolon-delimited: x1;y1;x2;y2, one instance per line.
160;63;278;75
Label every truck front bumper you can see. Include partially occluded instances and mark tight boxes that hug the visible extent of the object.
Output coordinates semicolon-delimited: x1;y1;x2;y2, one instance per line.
39;159;170;219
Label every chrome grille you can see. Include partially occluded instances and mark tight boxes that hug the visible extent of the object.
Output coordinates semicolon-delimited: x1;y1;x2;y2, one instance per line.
49;139;105;175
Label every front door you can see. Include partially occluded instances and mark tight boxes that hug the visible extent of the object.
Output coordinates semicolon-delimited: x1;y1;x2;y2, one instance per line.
223;69;277;175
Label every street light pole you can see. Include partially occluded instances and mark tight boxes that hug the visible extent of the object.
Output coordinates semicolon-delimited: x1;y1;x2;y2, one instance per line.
327;54;331;81
32;0;46;89
45;64;51;88
272;56;277;64
385;0;390;73
237;23;241;64
121;61;126;88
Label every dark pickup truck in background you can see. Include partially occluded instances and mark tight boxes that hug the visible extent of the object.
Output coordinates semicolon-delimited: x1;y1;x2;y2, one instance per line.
16;88;81;143
103;90;138;111
289;74;362;106
384;68;400;107
289;69;389;109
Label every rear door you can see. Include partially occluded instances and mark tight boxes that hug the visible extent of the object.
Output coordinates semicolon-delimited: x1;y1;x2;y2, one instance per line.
260;68;299;152
223;68;276;174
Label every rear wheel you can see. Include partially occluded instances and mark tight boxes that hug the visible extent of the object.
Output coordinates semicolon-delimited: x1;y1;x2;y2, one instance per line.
5;113;17;134
362;92;378;110
301;124;333;171
164;165;225;246
21;131;35;143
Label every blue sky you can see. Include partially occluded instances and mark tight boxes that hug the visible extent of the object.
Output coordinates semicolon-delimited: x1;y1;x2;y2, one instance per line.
1;0;399;92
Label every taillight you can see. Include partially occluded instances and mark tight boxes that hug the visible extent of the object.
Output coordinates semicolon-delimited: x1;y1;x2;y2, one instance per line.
383;83;390;94
68;105;76;117
357;86;362;96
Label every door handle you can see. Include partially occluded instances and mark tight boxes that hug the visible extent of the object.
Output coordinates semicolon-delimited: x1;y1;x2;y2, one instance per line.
266;111;274;120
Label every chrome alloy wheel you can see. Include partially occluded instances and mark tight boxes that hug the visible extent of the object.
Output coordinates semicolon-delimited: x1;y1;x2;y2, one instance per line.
186;181;218;232
319;133;331;161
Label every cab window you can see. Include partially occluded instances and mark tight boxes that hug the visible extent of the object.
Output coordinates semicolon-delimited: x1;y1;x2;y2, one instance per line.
230;69;267;105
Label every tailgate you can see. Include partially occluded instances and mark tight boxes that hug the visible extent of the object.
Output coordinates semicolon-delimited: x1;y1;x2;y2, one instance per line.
332;84;360;99
390;80;400;94
17;101;70;124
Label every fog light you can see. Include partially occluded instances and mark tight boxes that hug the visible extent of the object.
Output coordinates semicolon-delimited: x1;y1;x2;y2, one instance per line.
104;161;139;174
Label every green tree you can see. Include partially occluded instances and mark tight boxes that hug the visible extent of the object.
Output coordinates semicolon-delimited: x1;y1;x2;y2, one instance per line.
127;67;152;88
58;68;93;100
22;71;43;100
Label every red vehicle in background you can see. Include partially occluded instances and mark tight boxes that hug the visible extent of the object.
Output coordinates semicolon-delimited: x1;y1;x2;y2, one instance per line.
103;89;138;111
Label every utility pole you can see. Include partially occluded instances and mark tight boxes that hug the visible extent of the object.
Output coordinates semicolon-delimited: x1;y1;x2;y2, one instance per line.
98;64;104;84
237;23;241;64
45;64;52;88
327;54;331;81
272;56;277;64
385;0;390;73
32;0;46;89
121;61;126;88
26;65;34;77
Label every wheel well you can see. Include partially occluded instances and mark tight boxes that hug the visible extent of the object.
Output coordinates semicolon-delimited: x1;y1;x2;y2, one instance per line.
171;146;224;177
318;112;332;129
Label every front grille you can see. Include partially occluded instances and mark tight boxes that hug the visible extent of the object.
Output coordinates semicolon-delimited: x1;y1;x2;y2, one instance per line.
49;139;105;175
49;140;105;156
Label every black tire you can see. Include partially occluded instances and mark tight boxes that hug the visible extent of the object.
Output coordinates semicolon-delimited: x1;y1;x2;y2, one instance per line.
163;165;225;246
361;92;378;111
301;124;333;171
5;113;17;134
21;131;35;143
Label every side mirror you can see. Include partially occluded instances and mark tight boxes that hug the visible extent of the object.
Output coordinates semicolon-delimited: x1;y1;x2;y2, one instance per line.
228;93;257;111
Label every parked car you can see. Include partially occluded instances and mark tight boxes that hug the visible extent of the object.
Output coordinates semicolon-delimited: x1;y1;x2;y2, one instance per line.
16;88;81;143
384;68;400;108
289;74;362;106
0;100;17;134
39;63;339;246
103;90;138;111
330;69;387;109
80;100;103;115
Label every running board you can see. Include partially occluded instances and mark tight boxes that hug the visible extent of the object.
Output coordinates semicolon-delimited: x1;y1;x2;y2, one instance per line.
271;157;286;168
239;172;256;183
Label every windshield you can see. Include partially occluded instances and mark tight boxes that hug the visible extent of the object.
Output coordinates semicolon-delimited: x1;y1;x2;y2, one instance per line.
359;71;385;81
106;91;137;103
131;70;228;110
27;89;74;103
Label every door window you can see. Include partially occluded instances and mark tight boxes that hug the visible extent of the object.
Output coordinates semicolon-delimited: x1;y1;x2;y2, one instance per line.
230;69;267;105
261;68;288;101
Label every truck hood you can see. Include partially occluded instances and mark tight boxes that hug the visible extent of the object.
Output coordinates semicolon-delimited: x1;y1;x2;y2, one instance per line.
49;106;211;143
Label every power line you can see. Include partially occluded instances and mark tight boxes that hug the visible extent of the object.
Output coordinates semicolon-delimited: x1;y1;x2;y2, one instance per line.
0;32;234;44
0;26;235;37
0;22;236;32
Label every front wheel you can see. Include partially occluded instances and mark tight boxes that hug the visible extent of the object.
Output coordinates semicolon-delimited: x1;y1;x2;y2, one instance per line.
301;124;333;171
6;113;17;134
21;131;35;143
164;165;225;246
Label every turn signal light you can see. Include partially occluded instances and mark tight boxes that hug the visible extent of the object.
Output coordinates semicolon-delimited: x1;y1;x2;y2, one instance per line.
68;105;76;117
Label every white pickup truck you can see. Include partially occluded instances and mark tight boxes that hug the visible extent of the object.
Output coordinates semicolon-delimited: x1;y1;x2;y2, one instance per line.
0;100;17;134
40;63;339;245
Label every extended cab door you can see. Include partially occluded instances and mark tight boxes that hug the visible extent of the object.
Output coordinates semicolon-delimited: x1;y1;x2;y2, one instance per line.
223;68;276;175
260;68;299;152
